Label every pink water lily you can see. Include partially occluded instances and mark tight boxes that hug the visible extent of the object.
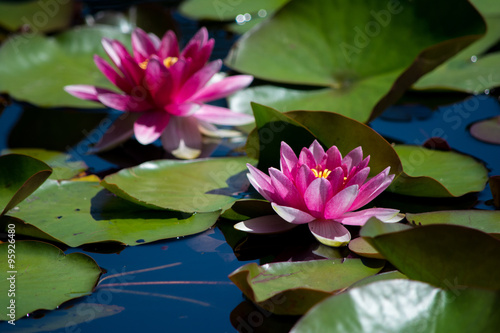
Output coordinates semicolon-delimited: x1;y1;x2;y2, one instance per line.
65;27;253;159
236;140;403;247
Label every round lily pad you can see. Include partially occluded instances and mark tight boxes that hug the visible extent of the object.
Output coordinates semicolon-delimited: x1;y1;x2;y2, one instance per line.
0;241;101;320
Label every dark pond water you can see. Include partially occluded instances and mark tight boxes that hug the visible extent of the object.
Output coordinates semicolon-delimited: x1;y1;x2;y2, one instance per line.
0;2;499;332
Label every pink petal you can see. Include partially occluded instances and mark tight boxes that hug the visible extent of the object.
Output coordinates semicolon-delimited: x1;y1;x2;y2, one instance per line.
176;60;222;102
144;57;173;104
132;28;157;62
269;168;304;208
159;30;179;58
134;110;170;145
342;146;363;172
308;220;351;247
299;147;317;169
336;208;402;226
345;167;370;188
349;167;394;211
193;104;254;126
309;140;326;165
304;178;333;218
327;167;345;195
94;55;132;93
165;102;201;117
280;141;298;180
101;38;126;75
89;113;139;153
324;185;359;219
160;116;202;159
296;164;316;195
190;39;215;73
271;203;316;224
181;27;209;60
98;92;153;112
246;164;278;202
64;85;115;102
190;75;253;103
234;215;298;234
358;155;371;170
325;145;342;169
148;33;161;49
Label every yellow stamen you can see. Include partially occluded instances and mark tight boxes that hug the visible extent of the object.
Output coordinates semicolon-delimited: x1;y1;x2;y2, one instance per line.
139;59;149;70
311;168;332;179
138;57;179;70
163;57;178;68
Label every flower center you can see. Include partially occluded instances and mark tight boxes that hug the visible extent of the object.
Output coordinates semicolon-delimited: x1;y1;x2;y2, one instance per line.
311;168;332;179
139;57;179;70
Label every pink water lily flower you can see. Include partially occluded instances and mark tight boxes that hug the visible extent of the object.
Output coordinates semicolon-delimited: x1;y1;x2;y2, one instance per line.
236;140;403;247
65;27;253;159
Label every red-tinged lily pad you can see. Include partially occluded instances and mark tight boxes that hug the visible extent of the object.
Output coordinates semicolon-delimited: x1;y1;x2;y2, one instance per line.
360;218;500;290
406;210;500;236
228;258;384;315
0;26;131;108
388;144;488;197
7;180;220;247
470;116;500;144
0;154;52;216
2;148;87;180
0;241;102;320
490;175;500;208
226;0;485;122
348;237;384;259
102;156;256;213
291;280;500;333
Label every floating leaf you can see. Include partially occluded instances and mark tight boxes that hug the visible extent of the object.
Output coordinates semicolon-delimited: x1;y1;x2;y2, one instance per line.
0;0;73;32
291;280;500;333
470;116;500;144
2;148;87;180
0;241;101;320
0;26;130;108
414;0;500;93
388;144;488;197
349;270;407;288
361;218;500;290
348;237;384;259
7;180;220;247
228;258;384;315
407;210;500;236
247;104;402;178
179;0;289;20
0;154;52;216
102;156;255;213
226;0;485;122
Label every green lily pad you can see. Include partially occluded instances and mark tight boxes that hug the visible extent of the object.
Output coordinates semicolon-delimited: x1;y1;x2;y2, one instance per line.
102;156;255;213
470;116;500;144
0;0;73;32
0;215;61;243
0;154;52;216
414;0;500;93
348;237;384;259
361;218;500;290
0;241;101;320
291;280;500;333
247;104;402;179
179;0;289;21
7;180;220;247
406;210;500;236
349;270;407;288
226;0;485;122
388;144;488;197
0;25;131;108
2;148;87;180
228;258;384;315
